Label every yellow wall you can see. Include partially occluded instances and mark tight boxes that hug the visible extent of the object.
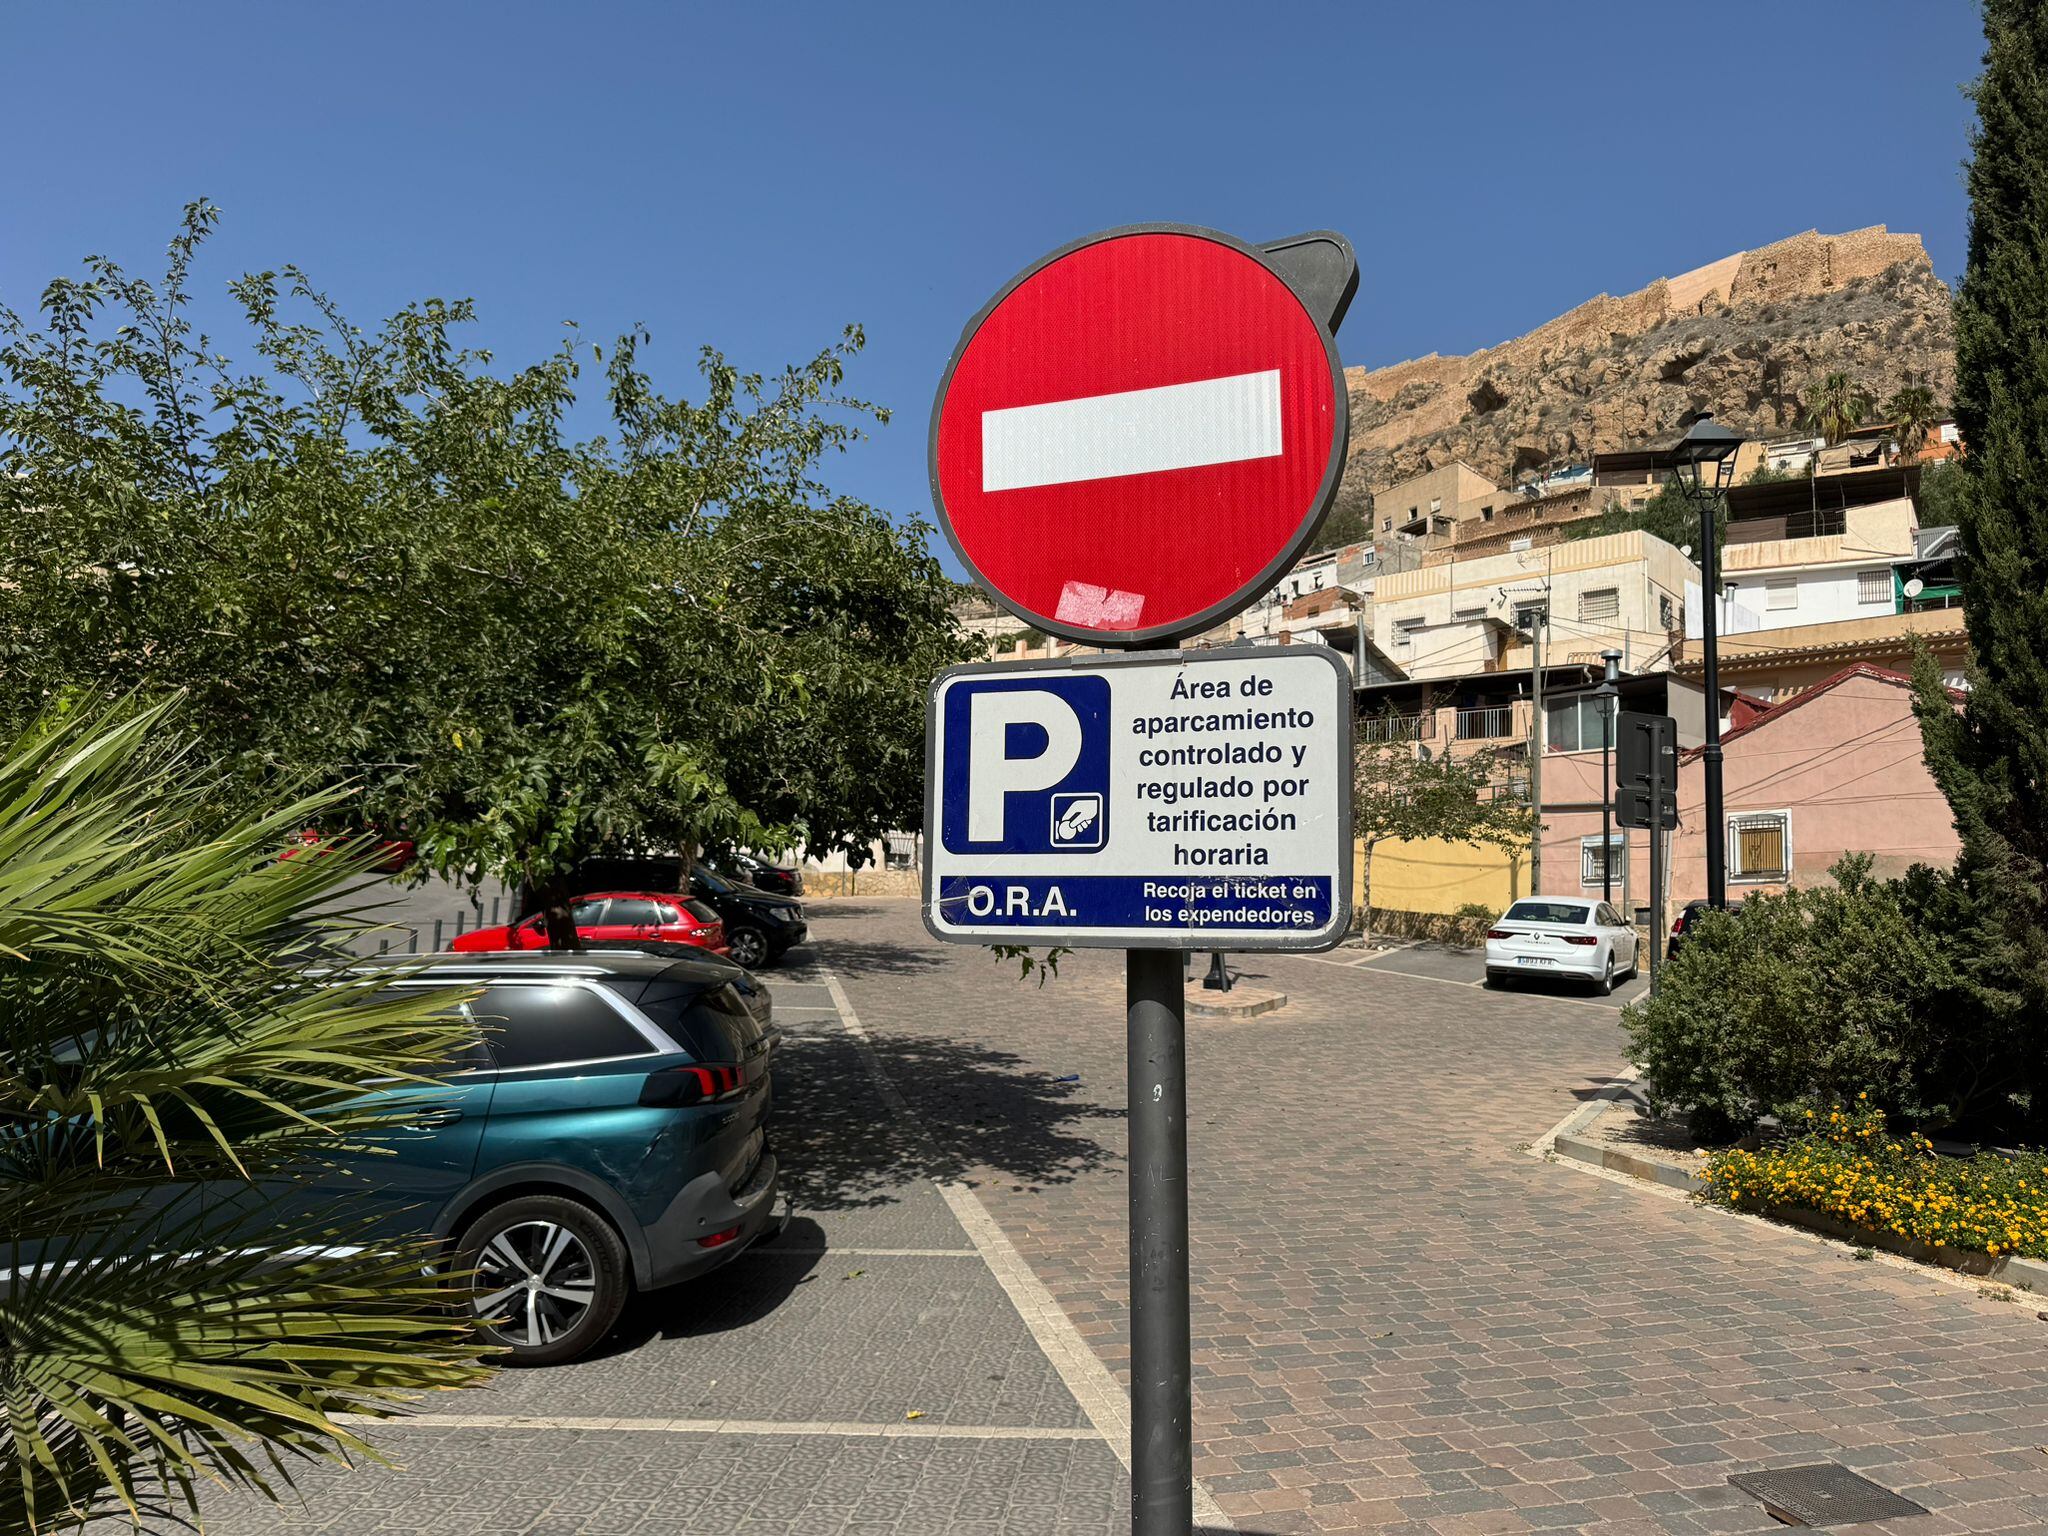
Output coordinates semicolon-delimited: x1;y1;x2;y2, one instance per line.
1358;836;1526;916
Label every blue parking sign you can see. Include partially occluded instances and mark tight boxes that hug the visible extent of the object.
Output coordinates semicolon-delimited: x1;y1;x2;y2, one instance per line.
938;674;1111;855
923;648;1352;951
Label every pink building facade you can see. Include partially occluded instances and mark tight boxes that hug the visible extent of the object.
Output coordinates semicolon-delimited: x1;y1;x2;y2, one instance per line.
1537;665;1960;919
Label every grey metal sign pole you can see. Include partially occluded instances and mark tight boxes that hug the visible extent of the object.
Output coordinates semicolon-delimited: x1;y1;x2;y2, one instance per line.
1648;726;1665;998
1127;947;1191;1535
924;226;1361;1536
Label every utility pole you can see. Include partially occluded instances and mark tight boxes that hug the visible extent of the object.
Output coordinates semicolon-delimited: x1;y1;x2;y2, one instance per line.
1528;603;1546;895
1596;649;1622;904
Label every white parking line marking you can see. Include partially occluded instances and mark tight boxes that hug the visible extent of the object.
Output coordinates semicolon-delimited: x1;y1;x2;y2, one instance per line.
342;1413;1102;1441
818;962;1237;1532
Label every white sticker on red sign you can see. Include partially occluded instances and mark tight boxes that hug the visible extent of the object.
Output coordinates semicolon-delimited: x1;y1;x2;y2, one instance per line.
929;226;1349;647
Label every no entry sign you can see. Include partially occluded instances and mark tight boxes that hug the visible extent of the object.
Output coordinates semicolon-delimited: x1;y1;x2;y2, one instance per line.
930;225;1356;646
923;647;1352;950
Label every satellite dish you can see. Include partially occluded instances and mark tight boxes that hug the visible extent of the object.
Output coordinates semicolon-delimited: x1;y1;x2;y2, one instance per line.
1679;544;1694;558
1904;577;1925;598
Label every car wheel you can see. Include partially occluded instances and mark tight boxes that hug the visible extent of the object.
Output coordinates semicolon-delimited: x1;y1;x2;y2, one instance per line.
726;925;771;968
456;1195;629;1367
1594;953;1615;996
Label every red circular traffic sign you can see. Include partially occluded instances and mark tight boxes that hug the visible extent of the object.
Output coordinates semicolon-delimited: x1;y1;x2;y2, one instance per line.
930;224;1350;647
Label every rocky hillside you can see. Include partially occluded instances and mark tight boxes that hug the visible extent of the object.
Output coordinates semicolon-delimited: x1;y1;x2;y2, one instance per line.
1328;226;1955;536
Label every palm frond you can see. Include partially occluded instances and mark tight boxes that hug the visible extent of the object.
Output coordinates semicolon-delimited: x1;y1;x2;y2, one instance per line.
0;697;495;1533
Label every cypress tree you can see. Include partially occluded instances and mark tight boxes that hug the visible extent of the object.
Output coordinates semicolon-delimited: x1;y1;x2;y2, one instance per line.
1914;0;2048;1026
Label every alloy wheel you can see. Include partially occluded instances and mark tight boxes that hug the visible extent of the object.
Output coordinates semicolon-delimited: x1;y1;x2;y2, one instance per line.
729;926;768;967
471;1219;598;1348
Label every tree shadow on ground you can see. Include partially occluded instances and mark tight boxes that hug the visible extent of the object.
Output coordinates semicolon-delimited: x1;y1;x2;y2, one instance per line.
772;1028;1120;1212
792;936;951;980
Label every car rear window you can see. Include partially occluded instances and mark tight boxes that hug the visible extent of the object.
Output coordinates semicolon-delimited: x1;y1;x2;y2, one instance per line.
683;898;721;925
469;983;655;1070
1503;901;1592;925
603;898;664;926
632;979;764;1062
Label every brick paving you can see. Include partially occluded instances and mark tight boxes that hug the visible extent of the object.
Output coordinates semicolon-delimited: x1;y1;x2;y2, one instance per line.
823;898;2048;1534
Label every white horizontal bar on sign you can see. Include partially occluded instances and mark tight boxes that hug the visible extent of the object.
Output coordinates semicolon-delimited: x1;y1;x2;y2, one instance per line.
981;369;1282;492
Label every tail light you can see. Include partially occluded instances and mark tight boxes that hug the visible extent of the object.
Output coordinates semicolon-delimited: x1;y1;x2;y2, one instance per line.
1563;935;1598;946
1486;928;1515;940
1671;914;1687;935
697;1224;743;1248
639;1063;746;1106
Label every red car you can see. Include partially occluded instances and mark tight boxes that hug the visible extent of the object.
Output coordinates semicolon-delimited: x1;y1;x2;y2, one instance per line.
279;825;417;875
450;891;729;956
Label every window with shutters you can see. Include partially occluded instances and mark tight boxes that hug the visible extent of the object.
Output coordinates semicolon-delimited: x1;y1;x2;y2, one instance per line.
1392;619;1423;650
1580;835;1626;887
1727;811;1791;882
1579;587;1620;623
1765;577;1798;611
1659;592;1675;629
1857;568;1891;605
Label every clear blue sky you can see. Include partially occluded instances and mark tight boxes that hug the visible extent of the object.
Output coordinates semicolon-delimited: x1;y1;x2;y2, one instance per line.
3;2;1983;577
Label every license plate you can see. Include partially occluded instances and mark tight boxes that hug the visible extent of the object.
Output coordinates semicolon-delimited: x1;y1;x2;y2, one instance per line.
1516;956;1555;966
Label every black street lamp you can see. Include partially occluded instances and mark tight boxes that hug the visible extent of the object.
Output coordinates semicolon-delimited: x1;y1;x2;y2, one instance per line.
1671;413;1745;909
1595;648;1622;904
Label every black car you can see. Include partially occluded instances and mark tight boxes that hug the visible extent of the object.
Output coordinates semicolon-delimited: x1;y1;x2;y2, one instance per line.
1667;898;1744;959
722;850;803;897
690;863;808;969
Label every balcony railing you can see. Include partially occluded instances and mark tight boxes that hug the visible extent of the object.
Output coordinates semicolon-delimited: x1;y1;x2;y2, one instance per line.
1359;713;1433;743
1455;706;1514;740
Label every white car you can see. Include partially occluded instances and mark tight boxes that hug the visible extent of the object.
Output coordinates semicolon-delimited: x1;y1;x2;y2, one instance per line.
1484;896;1640;995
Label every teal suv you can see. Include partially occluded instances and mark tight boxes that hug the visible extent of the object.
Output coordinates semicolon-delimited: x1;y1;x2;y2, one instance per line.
348;950;782;1365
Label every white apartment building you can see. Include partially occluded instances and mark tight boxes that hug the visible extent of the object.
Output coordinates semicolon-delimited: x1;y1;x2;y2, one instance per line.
1686;496;1918;642
1370;531;1699;681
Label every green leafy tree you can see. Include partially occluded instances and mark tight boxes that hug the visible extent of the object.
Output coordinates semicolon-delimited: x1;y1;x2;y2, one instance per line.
1913;457;1972;528
1882;382;1943;463
0;697;491;1532
1351;733;1533;933
0;206;970;946
1912;0;2048;1077
1565;480;1722;555
1797;370;1874;445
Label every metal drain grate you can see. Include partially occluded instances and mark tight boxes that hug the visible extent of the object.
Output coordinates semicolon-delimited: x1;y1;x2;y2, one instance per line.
1728;1464;1929;1527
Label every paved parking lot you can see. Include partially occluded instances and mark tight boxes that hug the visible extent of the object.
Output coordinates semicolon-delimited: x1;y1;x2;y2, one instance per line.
1332;937;1649;1011
151;899;2048;1535
826;901;2048;1534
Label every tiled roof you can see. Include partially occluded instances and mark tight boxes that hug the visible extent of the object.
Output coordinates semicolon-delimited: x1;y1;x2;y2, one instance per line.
1679;662;1961;761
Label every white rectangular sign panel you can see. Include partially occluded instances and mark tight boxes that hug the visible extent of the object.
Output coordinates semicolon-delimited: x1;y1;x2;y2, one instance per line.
923;646;1352;950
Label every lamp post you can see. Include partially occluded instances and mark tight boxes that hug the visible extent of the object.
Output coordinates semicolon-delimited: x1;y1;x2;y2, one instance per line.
1671;413;1745;910
1595;648;1622;904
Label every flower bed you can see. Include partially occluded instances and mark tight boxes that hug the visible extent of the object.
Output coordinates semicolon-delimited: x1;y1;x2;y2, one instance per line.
1700;1102;2048;1260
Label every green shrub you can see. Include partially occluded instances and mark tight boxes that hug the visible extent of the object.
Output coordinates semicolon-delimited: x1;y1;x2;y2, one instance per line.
1622;857;1962;1138
1453;901;1498;921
